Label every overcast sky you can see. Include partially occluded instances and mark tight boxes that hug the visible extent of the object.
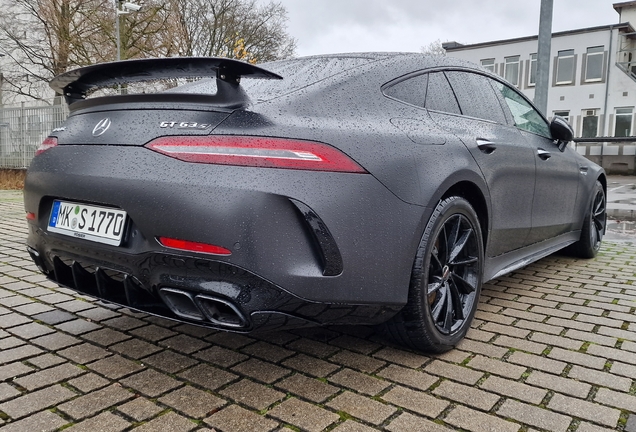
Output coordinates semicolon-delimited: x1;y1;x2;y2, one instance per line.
273;0;623;56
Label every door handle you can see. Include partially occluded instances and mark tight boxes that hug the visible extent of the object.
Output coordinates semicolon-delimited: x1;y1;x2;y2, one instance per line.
537;148;551;160
579;165;589;174
476;138;497;154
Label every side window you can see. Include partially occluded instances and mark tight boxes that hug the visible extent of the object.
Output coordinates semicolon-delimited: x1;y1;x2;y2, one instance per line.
490;80;551;138
384;74;428;108
445;71;507;124
425;72;461;115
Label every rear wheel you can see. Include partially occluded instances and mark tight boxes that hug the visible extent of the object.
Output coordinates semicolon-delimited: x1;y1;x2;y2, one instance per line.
386;196;483;353
566;180;605;258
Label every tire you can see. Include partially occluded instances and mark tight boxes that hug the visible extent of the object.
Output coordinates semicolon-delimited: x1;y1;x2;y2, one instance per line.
566;180;606;259
385;196;484;353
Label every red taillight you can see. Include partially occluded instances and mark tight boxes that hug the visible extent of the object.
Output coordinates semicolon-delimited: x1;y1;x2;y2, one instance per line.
158;237;232;256
145;136;367;173
36;137;58;156
26;212;36;221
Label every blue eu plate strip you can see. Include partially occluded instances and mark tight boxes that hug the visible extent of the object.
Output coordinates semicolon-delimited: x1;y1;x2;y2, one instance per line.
49;201;61;227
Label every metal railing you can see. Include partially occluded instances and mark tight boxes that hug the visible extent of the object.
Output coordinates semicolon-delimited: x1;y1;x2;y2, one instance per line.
0;102;69;169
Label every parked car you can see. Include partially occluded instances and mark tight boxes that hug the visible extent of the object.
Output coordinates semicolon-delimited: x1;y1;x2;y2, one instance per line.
24;53;606;352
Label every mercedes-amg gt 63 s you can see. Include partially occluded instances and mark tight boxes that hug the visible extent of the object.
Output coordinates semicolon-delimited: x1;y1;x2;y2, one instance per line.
24;53;606;352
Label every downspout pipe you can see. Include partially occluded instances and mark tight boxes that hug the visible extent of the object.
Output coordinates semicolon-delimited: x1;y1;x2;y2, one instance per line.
602;25;614;137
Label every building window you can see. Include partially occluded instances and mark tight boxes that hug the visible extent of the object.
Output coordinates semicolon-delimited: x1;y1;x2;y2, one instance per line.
556;49;575;85
553;110;570;124
582;110;598;138
584;46;604;82
615;108;633;137
504;56;520;86
528;53;537;86
481;58;495;73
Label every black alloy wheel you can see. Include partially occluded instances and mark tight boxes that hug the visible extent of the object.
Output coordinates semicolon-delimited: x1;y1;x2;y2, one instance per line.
566;180;606;258
385;196;484;353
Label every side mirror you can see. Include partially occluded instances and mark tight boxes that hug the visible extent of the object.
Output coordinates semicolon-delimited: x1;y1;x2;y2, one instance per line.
550;116;573;151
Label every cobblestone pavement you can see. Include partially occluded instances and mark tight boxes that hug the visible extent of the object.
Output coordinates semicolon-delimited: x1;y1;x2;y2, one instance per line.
0;189;635;432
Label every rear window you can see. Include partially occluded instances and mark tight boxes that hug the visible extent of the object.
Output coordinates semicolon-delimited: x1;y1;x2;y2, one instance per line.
169;56;380;101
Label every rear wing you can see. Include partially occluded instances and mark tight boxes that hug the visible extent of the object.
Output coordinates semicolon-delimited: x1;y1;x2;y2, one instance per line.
50;57;283;105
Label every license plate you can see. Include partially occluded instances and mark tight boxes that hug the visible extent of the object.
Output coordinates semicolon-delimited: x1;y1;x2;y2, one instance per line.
48;200;127;246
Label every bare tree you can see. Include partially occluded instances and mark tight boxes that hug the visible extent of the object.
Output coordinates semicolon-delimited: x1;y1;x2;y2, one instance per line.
0;0;296;103
421;39;447;56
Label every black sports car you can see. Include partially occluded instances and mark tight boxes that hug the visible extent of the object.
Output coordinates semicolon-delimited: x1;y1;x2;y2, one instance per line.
24;53;606;352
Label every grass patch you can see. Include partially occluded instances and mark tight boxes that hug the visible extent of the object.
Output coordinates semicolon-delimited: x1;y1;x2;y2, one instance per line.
0;169;26;190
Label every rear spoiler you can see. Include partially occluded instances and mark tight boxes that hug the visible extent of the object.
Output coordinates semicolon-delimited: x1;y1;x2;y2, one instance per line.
50;57;283;105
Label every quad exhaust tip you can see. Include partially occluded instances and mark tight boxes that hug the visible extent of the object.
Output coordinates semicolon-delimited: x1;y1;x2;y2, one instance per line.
158;287;248;328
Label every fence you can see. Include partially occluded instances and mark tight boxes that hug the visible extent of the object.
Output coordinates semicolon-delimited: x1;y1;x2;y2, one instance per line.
574;137;636;175
0;102;69;169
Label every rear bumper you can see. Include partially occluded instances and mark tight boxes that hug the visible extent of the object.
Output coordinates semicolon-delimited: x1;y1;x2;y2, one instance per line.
24;145;428;331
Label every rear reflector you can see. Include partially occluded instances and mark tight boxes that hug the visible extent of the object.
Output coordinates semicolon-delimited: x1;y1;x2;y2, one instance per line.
36;137;58;156
26;212;36;221
158;237;232;256
145;136;367;173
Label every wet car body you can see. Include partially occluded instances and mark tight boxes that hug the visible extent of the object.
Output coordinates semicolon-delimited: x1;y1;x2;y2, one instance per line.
24;53;606;352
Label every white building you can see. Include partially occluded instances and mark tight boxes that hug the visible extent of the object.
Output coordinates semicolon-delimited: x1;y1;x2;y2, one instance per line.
443;1;636;139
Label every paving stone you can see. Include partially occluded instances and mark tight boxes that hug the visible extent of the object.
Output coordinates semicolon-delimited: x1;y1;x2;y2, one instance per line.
205;404;278;432
372;347;429;368
77;307;120;321
56;300;96;312
467;355;527;379
329;349;386;373
568;365;632;392
64;411;131;432
117;396;163;421
220;378;285;410
55;319;102;335
0;384;76;419
0;361;34;380
433;379;500;411
68;372;110;392
133;411;197;432
120;368;181;397
276;373;339;403
58;384;133;420
129;324;178;341
159;385;225;418
57;342;111;365
385;412;454;432
424;360;483;385
526;370;592;399
564;329;618;346
231;358;290;384
14;363;84;390
195;345;249;368
141;349;197;373
382;385;449;418
445;405;520;432
269;397;340;432
333;419;381;432
327;391;395;425
587;343;634;363
0;336;24;350
0;410;68;432
329;335;382;355
31;331;80;350
594;387;636;412
171;323;215;338
282;353;339;377
159;334;209;354
177;364;238;390
377;364;438;390
547;347;607;370
0;382;20;401
107;338;160;360
508;351;567;374
498;399;571;432
576;422;618;432
480;375;548;405
87;354;145;379
548;393;620;427
0;312;32;328
530;332;583;350
101;315;146;330
32;309;76;324
285;338;340;358
0;344;43;364
13;302;54;315
0;295;34;307
82;328;131;347
205;331;255;349
241;341;295;363
327;368;388;396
